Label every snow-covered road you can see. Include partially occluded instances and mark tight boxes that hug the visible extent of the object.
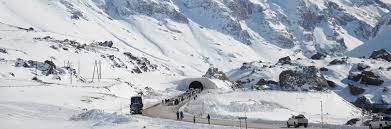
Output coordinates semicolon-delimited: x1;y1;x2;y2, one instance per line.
142;92;321;129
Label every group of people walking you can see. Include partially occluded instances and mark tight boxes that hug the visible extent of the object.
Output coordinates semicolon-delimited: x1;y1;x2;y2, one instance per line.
161;88;201;106
163;88;211;124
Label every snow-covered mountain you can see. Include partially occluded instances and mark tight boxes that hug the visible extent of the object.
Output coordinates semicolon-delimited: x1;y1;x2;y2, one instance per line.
1;0;390;75
0;0;390;128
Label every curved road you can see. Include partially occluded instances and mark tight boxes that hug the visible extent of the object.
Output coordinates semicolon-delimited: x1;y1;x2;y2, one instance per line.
142;94;320;129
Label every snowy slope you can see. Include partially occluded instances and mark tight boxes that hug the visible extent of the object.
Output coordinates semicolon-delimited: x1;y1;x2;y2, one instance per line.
347;13;391;57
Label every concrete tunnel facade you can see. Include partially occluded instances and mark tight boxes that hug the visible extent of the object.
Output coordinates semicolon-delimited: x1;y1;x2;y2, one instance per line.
178;78;219;91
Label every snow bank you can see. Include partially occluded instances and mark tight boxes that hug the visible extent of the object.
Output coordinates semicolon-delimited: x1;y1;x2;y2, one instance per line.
70;109;131;126
184;90;361;125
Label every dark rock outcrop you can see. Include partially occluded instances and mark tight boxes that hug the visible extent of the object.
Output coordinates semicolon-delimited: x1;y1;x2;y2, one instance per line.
329;58;346;65
99;41;113;48
0;48;7;54
33;36;87;50
348;73;362;82
356;63;370;71
345;118;360;125
310;52;326;60
279;66;328;91
277;56;292;65
14;58;58;76
203;67;229;80
348;71;384;86
255;79;278;86
361;75;384;86
354;96;372;110
123;52;158;73
43;60;57;75
320;67;329;71
360;71;384;86
348;84;366;95
369;49;391;62
326;80;337;88
105;0;188;24
253;79;278;90
102;54;127;68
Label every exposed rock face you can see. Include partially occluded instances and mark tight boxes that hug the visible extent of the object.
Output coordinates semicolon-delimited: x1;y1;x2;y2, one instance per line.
326;80;337;88
253;79;278;90
369;49;391;62
89;0;389;54
371;13;391;38
43;60;57;75
348;73;362;82
310;52;326;60
355;63;370;71
297;1;324;31
15;58;58;76
360;71;383;86
203;67;228;80
345;118;360;126
349;84;366;96
324;1;374;41
348;71;384;86
279;66;328;91
60;0;88;20
277;56;292;65
102;54;127;68
33;36;87;50
329;58;347;65
123;52;158;73
105;0;188;23
354;96;372;110
0;48;7;54
255;79;278;86
319;67;329;71
98;41;113;48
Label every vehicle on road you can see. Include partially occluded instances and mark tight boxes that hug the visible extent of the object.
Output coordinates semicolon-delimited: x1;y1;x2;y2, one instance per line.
369;116;391;129
287;114;308;128
130;96;143;114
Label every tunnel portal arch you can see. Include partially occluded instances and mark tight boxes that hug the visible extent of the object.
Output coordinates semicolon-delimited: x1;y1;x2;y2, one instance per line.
189;81;204;91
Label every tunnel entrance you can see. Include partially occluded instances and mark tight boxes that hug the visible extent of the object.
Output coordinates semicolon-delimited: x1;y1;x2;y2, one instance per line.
189;81;204;91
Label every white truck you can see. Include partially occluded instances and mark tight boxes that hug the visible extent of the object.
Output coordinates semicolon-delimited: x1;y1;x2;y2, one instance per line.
287;114;308;128
369;116;391;129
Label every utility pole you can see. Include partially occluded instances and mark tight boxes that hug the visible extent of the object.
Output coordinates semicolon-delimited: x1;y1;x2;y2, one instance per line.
35;61;38;76
68;61;72;84
78;61;80;75
92;60;96;82
98;60;102;81
320;100;324;129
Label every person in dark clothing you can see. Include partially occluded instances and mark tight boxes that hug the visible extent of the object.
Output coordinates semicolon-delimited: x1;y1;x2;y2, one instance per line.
180;111;184;120
175;99;179;105
207;114;211;124
176;111;180;120
193;115;196;123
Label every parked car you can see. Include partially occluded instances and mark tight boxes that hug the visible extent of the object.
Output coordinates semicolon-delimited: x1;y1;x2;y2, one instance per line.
130;96;143;114
369;116;391;129
287;114;308;128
